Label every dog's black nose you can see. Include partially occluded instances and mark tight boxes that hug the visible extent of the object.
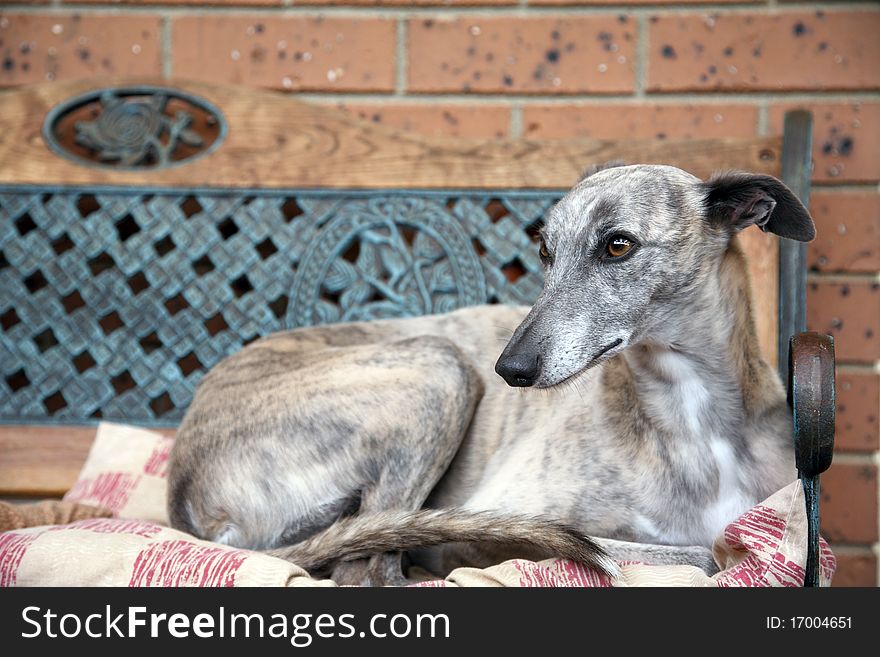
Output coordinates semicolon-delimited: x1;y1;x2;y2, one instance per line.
495;353;541;387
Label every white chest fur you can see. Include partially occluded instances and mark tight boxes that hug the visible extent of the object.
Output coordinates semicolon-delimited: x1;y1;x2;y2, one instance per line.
635;348;753;545
699;437;753;542
650;350;710;434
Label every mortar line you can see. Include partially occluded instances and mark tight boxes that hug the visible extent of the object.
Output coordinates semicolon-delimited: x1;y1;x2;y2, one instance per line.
814;355;880;370
832;452;880;466
161;14;172;80
756;101;769;137
830;543;880;554
833;362;880;373
290;92;880;104
395;18;407;96
807;184;880;194
3;4;879;17
835;362;880;375
875;542;880;587
634;14;647;100
810;181;880;190
509;103;523;138
806;271;880;283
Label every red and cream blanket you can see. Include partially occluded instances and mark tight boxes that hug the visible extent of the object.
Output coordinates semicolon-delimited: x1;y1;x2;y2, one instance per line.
1;423;835;587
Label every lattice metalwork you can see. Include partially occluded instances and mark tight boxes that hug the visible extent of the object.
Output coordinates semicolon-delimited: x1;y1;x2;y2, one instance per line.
0;188;558;425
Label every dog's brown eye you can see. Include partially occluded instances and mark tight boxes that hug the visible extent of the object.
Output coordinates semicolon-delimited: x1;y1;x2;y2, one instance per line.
606;236;633;258
539;239;551;260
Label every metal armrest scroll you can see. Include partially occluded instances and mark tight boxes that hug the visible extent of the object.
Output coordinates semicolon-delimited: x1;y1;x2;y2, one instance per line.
788;332;835;587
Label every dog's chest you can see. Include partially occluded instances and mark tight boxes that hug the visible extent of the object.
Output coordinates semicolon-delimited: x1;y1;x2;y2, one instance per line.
634;435;754;546
698;437;753;541
625;350;756;543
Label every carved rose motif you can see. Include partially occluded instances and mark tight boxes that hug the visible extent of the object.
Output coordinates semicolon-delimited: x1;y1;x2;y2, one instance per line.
75;91;203;167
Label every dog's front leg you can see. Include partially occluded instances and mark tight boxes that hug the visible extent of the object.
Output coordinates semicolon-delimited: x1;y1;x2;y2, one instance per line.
331;553;410;587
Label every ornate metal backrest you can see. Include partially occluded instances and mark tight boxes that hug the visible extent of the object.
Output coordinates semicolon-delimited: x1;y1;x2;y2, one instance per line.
2;188;552;423
1;80;788;427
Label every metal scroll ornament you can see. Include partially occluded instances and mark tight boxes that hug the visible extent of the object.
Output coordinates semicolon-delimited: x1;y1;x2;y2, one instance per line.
289;198;489;326
42;86;226;170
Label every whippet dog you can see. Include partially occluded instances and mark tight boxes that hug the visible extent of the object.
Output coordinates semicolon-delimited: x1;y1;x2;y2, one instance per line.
167;165;815;585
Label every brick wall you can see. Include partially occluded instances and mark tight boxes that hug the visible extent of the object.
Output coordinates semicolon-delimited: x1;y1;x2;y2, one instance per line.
1;1;878;586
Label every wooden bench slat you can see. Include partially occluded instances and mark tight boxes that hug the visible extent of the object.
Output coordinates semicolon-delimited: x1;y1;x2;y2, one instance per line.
0;425;175;498
0;426;97;498
0;77;782;190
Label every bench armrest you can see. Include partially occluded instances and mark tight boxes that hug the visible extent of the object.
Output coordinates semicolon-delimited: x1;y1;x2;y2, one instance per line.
788;332;836;586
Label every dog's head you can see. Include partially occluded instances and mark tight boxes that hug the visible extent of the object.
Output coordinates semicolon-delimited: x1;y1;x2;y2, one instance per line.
495;164;815;388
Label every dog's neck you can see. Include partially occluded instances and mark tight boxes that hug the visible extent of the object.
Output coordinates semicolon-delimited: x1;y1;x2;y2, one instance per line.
603;239;794;543
614;239;782;441
622;344;736;441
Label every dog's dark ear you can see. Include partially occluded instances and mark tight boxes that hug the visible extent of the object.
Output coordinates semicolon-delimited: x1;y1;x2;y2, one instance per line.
580;160;625;182
700;171;815;241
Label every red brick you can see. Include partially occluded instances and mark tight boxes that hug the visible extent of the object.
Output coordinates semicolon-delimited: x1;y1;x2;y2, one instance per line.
531;0;754;4
336;103;509;138
821;462;877;544
831;551;877;587
72;0;281;5
172;16;395;92
0;13;162;86
523;103;756;140
769;103;880;184
835;373;880;453
647;11;880;92
808;192;880;273
76;0;514;3
407;16;635;94
300;0;516;4
807;281;880;362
